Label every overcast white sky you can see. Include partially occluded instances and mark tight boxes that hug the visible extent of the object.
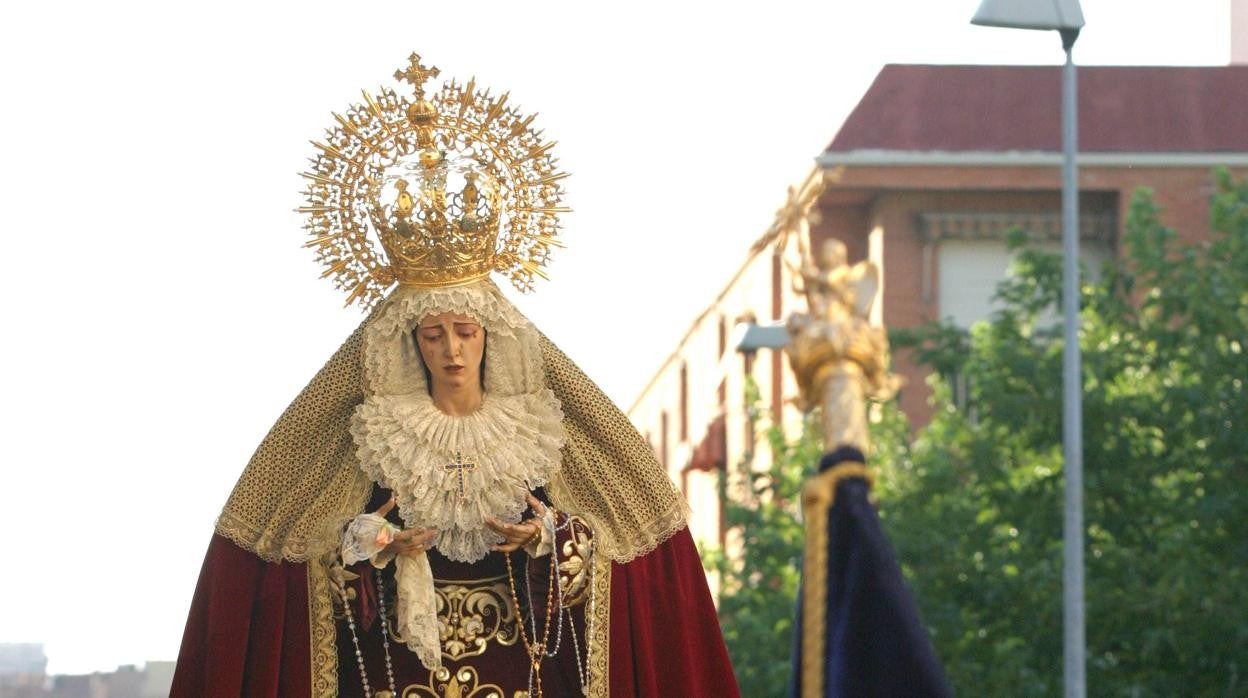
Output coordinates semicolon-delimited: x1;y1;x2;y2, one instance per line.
0;0;1232;676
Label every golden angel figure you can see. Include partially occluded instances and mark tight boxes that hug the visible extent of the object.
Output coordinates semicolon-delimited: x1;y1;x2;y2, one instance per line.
787;239;901;452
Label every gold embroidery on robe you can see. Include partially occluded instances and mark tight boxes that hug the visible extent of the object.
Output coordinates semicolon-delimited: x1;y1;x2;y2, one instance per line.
376;574;521;662
435;577;520;661
309;553;341;697
559;516;593;608
401;665;506;698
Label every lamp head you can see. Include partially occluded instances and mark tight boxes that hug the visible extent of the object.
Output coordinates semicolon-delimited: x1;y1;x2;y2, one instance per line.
971;0;1084;32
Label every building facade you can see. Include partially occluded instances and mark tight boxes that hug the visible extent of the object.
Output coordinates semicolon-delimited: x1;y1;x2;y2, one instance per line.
0;643;173;698
630;63;1248;548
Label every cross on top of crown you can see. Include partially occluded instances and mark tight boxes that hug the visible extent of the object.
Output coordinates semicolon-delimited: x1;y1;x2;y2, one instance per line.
394;53;441;96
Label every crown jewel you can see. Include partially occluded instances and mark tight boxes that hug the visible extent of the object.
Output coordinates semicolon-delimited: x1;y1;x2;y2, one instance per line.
299;53;569;307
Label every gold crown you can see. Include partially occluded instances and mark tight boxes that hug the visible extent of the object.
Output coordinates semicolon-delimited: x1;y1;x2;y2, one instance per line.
299;54;569;307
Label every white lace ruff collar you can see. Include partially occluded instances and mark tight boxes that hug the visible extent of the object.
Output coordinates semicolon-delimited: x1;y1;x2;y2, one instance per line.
349;389;565;562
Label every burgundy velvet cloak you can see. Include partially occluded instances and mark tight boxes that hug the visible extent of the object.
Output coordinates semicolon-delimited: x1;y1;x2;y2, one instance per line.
172;525;738;696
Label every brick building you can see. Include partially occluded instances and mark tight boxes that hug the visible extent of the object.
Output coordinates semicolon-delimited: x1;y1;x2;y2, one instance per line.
629;63;1248;549
815;64;1248;423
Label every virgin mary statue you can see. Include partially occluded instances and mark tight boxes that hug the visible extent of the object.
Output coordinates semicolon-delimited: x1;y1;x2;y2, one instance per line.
170;54;740;697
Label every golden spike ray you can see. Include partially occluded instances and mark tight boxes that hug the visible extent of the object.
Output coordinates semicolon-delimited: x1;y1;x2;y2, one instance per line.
332;112;367;142
457;77;476;128
344;279;371;306
510;113;537;136
527;141;558;160
362;90;397;139
310;140;348;161
320;258;350;279
303;234;337;249
520;259;551;281
528;172;570;186
482;91;510;129
299;172;351;187
518;206;571;214
531;234;566;248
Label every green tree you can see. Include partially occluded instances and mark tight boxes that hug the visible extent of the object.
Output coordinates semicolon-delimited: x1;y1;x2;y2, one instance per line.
709;172;1247;696
703;381;821;696
881;171;1248;695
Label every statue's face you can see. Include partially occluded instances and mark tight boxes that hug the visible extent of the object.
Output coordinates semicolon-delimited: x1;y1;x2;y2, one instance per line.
416;311;486;396
819;239;848;269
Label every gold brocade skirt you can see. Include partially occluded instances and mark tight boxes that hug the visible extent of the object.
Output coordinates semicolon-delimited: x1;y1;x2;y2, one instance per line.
333;552;589;698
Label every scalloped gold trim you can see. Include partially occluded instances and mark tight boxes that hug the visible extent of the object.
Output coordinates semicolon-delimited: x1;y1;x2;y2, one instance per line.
586;550;612;698
309;553;339;698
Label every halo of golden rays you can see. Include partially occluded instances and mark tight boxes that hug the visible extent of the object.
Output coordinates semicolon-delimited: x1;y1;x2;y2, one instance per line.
298;54;569;309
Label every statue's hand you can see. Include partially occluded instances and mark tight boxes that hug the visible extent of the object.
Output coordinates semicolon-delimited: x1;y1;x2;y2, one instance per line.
389;527;438;559
375;497;438;559
486;494;547;553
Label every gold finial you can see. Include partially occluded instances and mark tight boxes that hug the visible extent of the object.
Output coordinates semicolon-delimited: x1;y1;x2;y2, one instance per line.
407;99;438;126
394;53;440;97
785;239;903;453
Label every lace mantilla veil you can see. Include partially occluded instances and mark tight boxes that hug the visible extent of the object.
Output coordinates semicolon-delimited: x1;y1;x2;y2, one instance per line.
216;279;688;567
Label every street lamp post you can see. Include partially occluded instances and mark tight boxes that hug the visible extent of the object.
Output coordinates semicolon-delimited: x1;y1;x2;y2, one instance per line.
971;2;1086;697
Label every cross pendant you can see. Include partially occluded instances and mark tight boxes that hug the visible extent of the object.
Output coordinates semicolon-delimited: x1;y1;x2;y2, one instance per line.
443;452;477;500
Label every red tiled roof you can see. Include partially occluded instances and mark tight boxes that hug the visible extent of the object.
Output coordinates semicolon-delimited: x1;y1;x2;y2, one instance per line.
824;64;1248;154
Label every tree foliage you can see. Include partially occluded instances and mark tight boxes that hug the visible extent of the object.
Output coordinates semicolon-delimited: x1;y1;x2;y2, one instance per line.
710;172;1247;696
882;171;1248;695
704;381;822;696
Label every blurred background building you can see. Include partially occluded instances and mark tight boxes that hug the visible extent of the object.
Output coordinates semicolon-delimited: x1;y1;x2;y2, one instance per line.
630;44;1248;551
0;645;173;698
